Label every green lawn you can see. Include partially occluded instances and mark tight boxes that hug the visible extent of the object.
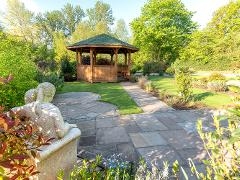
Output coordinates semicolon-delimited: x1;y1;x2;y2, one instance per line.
149;76;232;109
58;82;142;115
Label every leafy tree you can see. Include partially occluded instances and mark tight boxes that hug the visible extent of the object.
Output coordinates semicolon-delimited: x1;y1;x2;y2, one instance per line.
86;1;114;29
36;10;64;45
114;19;129;42
3;0;37;44
61;3;85;36
131;0;196;67
177;0;240;70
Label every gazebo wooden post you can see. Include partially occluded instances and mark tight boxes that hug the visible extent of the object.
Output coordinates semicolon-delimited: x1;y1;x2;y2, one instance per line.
78;48;82;65
114;48;119;81
90;48;94;83
127;51;131;77
124;53;127;65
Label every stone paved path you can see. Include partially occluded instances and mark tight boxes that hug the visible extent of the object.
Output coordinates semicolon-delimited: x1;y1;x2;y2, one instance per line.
53;83;214;175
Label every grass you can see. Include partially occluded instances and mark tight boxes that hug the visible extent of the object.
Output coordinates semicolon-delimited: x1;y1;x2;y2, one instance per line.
149;76;232;109
58;82;142;115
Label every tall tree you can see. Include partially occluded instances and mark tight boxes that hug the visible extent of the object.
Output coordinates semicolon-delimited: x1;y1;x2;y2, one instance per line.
131;0;196;67
177;0;240;70
86;1;114;29
61;3;85;36
114;19;129;42
3;0;37;43
36;10;64;45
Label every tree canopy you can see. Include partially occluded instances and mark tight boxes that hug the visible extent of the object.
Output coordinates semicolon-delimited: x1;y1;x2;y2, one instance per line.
176;0;240;70
131;0;197;69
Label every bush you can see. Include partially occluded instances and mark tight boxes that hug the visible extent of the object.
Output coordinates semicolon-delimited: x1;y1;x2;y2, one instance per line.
0;108;53;179
192;77;208;89
207;80;227;92
165;66;175;75
61;57;76;82
175;67;193;102
145;81;154;93
228;85;240;93
143;61;165;75
137;76;148;89
208;72;226;82
194;109;240;179
0;32;37;109
129;75;137;83
36;72;64;90
58;155;180;179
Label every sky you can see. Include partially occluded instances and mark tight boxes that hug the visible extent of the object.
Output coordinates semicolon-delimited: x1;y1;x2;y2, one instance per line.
0;0;230;29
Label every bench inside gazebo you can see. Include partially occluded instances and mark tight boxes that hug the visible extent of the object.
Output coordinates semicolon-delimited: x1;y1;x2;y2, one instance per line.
67;34;139;83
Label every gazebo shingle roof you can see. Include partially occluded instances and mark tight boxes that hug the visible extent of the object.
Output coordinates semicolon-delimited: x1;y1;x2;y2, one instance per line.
67;33;139;54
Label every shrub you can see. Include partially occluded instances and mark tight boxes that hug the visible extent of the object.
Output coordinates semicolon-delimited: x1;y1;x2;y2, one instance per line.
0;108;53;179
0;32;37;109
194;109;240;179
145;81;154;93
175;67;193;102
143;61;165;75
208;72;226;82
58;155;180;179
207;80;227;92
36;72;64;90
61;57;77;82
137;76;148;89
129;75;137;83
165;66;175;75
192;77;208;89
228;85;240;93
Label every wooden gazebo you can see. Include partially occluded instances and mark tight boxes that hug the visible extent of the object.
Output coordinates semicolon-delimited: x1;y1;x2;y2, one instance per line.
67;34;139;83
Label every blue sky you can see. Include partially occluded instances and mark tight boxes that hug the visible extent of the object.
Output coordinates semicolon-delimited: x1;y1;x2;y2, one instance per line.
1;0;229;29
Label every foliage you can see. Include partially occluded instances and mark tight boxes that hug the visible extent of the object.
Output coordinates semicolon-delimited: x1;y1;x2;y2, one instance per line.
3;0;37;44
59;82;142;115
177;1;240;70
228;85;240;93
58;155;181;179
195;109;240;179
143;61;165;75
165;66;175;75
131;0;196;68
208;72;226;82
36;72;64;90
175;68;193;102
86;0;114;29
145;81;154;93
0;32;37;109
137;76;148;89
0;108;53;179
149;76;232;109
60;57;76;82
114;19;129;42
207;80;227;92
192;77;208;89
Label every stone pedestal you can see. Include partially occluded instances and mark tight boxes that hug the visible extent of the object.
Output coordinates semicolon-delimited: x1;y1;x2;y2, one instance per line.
36;128;81;180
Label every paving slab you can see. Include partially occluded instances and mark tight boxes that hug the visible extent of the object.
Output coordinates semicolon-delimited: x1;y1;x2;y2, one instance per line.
159;130;203;150
97;127;130;145
116;143;138;162
133;114;168;131
96;116;119;128
137;146;184;168
129;132;167;148
178;148;208;165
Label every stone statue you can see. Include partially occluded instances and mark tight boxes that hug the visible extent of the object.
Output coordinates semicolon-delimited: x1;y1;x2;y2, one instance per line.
24;82;56;104
12;82;76;139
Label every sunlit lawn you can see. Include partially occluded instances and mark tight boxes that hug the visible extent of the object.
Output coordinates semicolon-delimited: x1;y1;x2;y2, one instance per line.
149;76;232;109
58;82;142;115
